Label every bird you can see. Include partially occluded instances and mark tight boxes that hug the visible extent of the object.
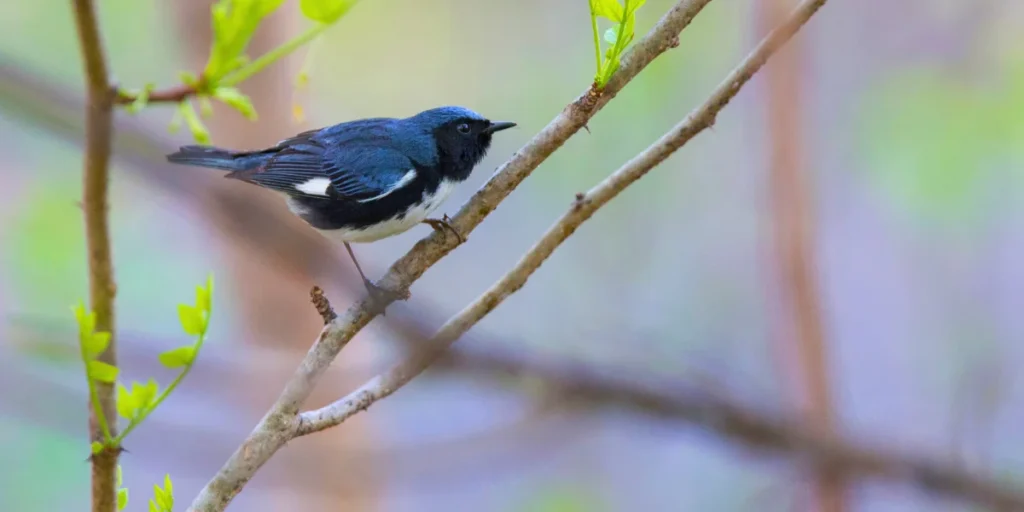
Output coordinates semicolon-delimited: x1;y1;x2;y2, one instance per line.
165;106;515;301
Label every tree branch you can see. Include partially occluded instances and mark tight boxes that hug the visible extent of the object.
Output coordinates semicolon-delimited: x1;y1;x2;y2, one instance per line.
186;1;716;510
431;350;1024;511
298;0;830;436
70;0;119;511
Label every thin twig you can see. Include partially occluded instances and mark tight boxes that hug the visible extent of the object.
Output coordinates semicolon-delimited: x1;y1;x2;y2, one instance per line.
114;82;197;105
298;0;830;437
70;0;118;510
187;1;716;510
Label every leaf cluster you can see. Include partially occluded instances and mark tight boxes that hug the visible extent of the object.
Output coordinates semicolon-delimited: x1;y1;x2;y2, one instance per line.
588;0;647;88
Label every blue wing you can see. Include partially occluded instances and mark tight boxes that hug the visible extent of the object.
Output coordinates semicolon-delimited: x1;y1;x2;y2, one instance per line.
322;145;417;201
229;120;418;201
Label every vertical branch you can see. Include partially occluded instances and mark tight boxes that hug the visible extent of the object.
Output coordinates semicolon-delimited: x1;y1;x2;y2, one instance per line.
70;0;118;511
759;0;841;509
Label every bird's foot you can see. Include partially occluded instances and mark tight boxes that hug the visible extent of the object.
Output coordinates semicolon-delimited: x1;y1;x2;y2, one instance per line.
361;278;407;315
423;214;464;243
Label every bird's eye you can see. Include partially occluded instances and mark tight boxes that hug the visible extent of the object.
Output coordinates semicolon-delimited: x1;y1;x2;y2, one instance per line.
456;123;471;134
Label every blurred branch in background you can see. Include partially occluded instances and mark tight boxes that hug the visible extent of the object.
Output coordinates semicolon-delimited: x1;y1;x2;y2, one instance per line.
759;0;842;509
8;307;1024;511
439;354;1024;512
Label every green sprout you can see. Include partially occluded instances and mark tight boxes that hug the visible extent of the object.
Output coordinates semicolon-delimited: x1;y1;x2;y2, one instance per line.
588;0;647;88
73;275;215;453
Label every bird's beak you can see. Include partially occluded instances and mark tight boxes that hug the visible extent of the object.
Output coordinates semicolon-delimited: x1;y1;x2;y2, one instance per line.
483;121;517;134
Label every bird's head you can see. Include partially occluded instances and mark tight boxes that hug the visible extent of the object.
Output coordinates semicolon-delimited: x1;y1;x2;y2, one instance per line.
405;106;516;180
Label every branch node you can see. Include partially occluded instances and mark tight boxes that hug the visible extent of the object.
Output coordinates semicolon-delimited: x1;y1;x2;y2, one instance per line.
310;286;336;324
572;192;588;211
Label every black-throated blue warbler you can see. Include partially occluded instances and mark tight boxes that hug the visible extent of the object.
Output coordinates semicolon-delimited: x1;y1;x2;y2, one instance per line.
166;106;515;298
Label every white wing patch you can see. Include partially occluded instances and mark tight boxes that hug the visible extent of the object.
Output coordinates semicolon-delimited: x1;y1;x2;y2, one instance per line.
318;179;459;243
295;177;332;196
356;169;418;203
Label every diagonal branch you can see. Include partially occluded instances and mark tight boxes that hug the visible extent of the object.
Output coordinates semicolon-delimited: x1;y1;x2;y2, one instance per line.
186;1;716;510
298;0;830;437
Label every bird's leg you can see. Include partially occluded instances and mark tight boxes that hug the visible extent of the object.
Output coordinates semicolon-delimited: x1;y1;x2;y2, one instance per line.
343;242;402;313
422;214;464;243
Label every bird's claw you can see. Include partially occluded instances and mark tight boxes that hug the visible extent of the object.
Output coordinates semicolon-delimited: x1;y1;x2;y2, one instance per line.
423;215;464;243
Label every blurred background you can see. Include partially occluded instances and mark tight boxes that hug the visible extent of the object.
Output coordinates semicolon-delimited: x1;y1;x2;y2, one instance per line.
1;0;1023;510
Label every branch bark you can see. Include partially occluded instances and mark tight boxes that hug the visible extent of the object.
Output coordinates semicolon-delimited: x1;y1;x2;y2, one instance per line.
70;0;119;511
186;1;716;510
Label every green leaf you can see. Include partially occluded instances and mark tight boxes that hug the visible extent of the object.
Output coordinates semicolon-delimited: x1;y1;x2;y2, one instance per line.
168;107;183;134
177;101;210;144
116;383;136;419
603;26;618;44
212;86;258;121
73;302;96;337
117;465;123;487
151;474;174;511
591;0;623;21
300;0;356;23
199;96;214;118
159;345;197;369
624;0;646;16
149;501;158;512
196;284;211;313
91;441;103;454
178;304;205;336
153;484;167;510
138;378;159;407
87;361;119;383
126;84;153;114
83;331;111;358
205;0;286;79
117;488;129;510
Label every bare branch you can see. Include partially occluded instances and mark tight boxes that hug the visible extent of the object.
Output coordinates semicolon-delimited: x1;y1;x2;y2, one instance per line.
299;0;830;436
186;1;717;510
114;82;197;105
70;0;119;510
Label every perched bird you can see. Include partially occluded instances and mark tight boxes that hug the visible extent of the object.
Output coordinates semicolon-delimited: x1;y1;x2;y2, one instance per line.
166;106;515;298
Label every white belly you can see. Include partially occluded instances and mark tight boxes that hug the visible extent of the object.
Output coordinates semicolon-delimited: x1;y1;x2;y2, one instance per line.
316;179;457;243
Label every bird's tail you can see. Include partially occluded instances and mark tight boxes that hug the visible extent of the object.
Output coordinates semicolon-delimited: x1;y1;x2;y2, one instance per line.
166;145;269;172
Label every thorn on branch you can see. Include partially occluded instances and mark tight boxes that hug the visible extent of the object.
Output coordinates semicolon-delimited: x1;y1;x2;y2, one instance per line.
310;286;336;324
572;192;587;211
